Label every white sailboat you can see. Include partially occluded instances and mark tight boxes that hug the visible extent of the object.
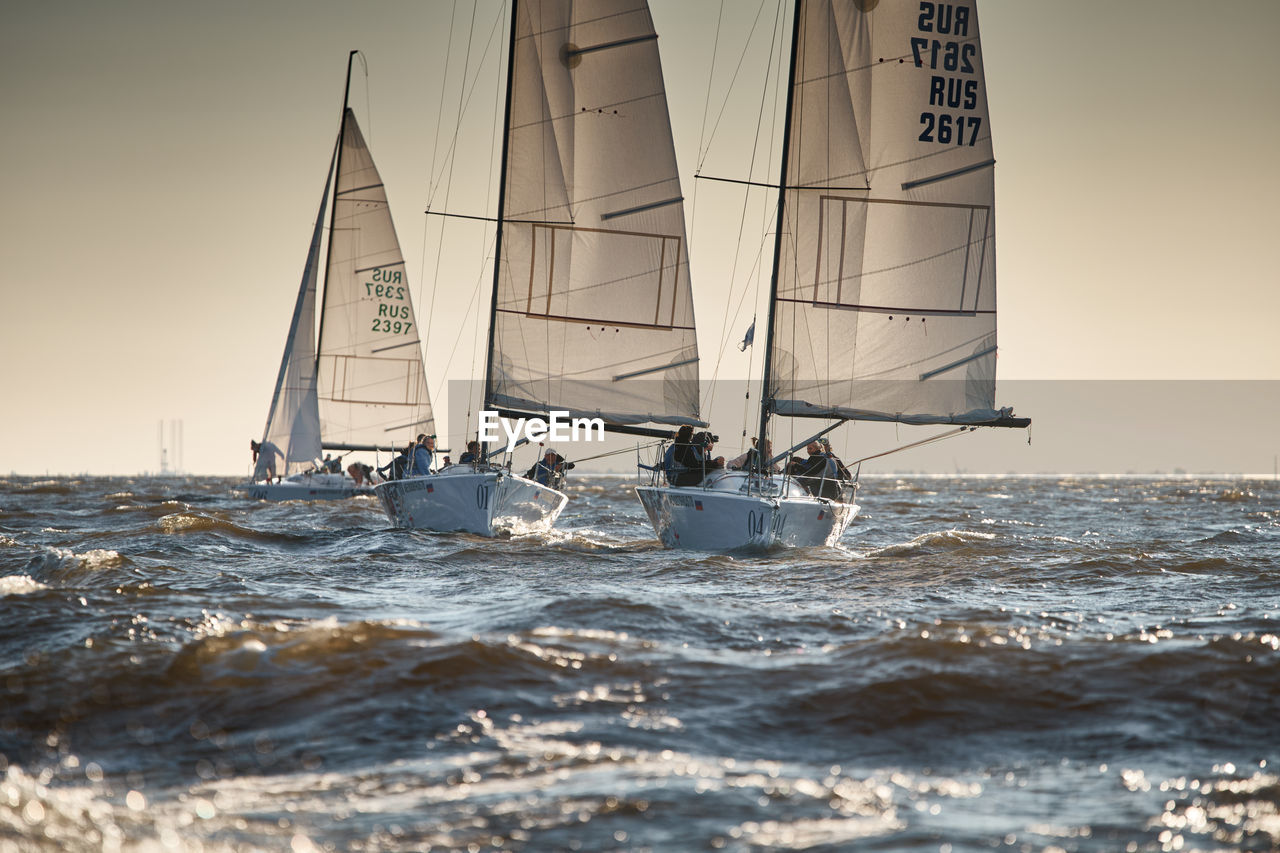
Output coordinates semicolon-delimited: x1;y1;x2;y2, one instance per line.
637;0;1029;549
244;52;436;501
375;0;703;536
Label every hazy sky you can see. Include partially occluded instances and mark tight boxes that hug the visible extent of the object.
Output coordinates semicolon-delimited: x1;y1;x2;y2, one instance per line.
2;1;1277;476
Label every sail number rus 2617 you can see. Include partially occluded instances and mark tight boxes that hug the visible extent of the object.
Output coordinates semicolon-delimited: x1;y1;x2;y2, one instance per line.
911;2;981;147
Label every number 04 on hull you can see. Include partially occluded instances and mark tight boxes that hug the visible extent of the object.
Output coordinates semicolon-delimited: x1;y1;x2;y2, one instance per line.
635;472;857;551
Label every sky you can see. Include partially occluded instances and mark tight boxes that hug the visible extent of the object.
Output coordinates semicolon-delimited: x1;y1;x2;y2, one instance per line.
1;0;1277;477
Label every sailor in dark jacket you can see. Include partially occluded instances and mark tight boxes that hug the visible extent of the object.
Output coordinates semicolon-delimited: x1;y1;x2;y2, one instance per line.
526;448;574;489
787;441;845;500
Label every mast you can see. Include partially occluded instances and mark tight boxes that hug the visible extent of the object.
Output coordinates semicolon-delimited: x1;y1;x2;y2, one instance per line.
316;49;359;369
480;1;521;455
756;0;805;474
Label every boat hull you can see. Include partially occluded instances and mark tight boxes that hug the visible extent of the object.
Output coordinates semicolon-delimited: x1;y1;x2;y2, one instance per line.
239;472;371;501
374;468;567;536
635;472;857;550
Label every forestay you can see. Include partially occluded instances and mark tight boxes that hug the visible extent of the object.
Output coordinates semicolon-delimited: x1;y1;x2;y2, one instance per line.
768;0;1010;426
317;109;435;448
260;150;332;476
488;0;702;428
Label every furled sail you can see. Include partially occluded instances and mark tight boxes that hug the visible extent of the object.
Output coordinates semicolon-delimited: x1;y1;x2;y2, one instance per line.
768;0;1012;426
260;148;333;476
487;0;703;428
317;109;435;448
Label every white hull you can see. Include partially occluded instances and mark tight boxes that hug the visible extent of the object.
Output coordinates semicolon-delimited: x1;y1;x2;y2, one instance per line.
239;472;371;501
636;471;857;550
374;467;567;537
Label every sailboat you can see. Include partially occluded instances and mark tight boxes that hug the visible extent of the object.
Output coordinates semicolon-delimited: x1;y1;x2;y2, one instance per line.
243;52;435;501
636;0;1029;549
374;0;703;535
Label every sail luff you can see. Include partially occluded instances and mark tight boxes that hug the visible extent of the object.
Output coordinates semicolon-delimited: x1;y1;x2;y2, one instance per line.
481;0;522;454
756;0;807;473
316;50;358;372
259;140;337;476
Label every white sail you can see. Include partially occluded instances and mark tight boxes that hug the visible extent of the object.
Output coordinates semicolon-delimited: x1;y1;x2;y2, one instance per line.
260;151;332;476
317;109;435;448
768;0;1010;426
487;0;702;428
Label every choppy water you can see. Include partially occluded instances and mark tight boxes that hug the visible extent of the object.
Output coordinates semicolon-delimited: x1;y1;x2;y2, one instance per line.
1;475;1278;852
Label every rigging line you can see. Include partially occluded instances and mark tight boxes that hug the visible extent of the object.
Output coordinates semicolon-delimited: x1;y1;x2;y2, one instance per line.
568;441;663;466
690;0;725;232
707;205;774;394
356;52;371;143
697;0;772;171
425;5;507;208
749;11;785;432
427;0;460;201
470;0;509;443
438;238;494;410
430;0;487;420
417;0;461;333
847;427;973;467
708;0;783;410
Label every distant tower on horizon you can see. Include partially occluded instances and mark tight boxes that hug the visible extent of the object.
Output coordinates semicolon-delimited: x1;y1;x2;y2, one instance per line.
157;419;184;476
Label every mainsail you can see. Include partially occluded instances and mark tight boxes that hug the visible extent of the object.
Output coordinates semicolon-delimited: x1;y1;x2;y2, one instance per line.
486;0;702;428
317;109;435;448
259;147;334;476
767;0;1016;426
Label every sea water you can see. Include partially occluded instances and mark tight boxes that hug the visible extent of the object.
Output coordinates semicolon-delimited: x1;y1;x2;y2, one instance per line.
1;475;1277;851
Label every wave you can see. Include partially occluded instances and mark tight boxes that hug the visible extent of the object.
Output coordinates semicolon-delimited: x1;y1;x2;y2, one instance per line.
28;547;128;582
865;529;998;558
155;512;302;544
0;574;46;595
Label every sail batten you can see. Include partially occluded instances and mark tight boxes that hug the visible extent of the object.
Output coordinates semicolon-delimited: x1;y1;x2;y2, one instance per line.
486;0;701;429
764;0;1014;430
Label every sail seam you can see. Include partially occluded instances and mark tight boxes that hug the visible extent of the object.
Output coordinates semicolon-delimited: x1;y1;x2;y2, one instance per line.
354;262;404;274
776;298;992;317
371;340;422;354
336;183;384;195
495;307;692;332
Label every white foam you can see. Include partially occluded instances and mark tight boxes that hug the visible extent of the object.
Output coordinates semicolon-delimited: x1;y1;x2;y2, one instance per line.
0;575;46;595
